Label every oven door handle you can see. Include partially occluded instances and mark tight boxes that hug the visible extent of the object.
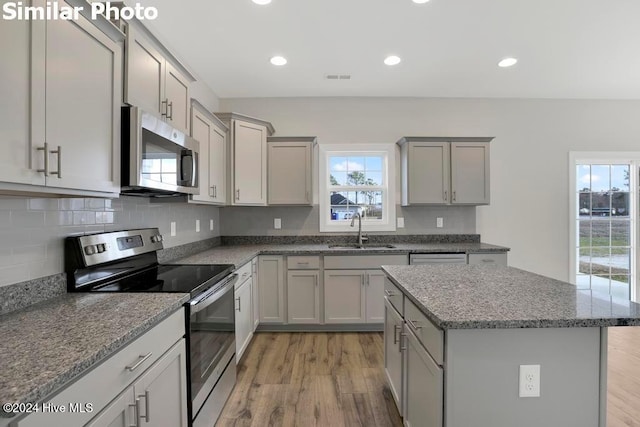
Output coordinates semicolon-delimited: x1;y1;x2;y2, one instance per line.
190;274;238;313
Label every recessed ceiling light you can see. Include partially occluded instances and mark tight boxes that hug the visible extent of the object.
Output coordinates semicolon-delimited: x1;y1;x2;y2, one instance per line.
252;0;271;4
498;57;518;68
270;56;287;66
412;0;430;3
384;55;402;66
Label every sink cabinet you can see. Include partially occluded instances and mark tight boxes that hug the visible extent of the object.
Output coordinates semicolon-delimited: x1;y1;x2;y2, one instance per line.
398;137;492;206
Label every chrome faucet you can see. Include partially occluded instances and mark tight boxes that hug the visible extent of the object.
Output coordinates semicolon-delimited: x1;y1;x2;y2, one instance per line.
350;212;367;247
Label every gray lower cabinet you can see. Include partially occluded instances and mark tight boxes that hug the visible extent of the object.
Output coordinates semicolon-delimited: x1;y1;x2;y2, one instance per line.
287;270;320;324
258;255;285;323
235;275;253;361
403;326;443;427
252;258;259;331
15;310;187;427
365;270;386;323
468;252;508;266
324;270;366;323
384;298;404;415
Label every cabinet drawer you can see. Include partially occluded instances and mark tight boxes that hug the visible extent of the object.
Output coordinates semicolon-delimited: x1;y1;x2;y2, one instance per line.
235;261;253;287
324;254;407;269
404;298;443;366
287;256;320;269
15;309;185;427
468;252;507;266
384;278;403;316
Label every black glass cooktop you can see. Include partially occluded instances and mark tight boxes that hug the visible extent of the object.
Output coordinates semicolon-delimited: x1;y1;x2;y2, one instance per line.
91;264;234;295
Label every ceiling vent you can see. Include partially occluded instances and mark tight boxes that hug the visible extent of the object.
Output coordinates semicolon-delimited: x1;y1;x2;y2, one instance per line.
325;74;351;80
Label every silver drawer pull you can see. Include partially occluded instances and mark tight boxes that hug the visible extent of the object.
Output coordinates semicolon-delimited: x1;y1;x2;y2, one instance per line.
481;259;495;263
407;319;423;331
129;401;138;427
297;262;310;265
393;324;401;344
384;289;397;297
137;390;150;422
126;352;153;372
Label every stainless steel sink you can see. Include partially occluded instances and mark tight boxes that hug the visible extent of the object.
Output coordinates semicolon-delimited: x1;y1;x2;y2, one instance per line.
328;244;396;249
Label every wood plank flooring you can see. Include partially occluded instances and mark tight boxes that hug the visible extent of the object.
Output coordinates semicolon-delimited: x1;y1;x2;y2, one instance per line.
214;328;640;427
608;326;640;427
215;332;402;427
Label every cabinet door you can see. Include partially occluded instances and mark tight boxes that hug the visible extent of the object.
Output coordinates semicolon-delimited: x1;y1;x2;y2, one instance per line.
258;256;285;323
408;142;450;204
85;388;135;427
0;11;44;186
165;61;190;133
287;270;320;324
384;298;403;415
268;142;312;205
404;328;443;427
324;270;366;323
235;277;253;360
233;120;267;205
210;123;227;204
190;107;214;204
365;270;386;323
45;16;121;193
125;28;164;115
450;142;490;204
251;258;259;330
132;339;189;427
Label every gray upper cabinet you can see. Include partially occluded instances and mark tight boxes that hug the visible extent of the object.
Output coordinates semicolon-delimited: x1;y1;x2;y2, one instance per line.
0;7;122;197
125;23;193;133
398;137;492;206
267;137;315;205
189;101;228;206
216;113;275;206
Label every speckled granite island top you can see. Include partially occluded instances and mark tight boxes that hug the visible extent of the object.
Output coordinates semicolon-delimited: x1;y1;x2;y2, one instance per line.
0;293;188;413
382;264;640;329
172;242;508;268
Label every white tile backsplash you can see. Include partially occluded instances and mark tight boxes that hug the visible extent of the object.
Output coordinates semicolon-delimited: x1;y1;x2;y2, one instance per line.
0;195;220;288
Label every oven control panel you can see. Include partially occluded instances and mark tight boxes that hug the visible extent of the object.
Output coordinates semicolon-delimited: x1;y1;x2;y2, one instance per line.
76;228;164;267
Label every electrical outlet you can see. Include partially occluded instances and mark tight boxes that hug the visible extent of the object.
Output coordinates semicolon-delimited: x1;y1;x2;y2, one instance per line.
170;221;177;237
397;217;405;228
210;219;214;231
274;218;282;229
519;365;541;397
437;217;444;228
196;219;200;233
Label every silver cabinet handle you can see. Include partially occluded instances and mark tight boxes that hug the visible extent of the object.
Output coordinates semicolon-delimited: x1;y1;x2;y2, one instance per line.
444;190;448;201
125;352;153;372
129;400;138;427
167;101;173;120
236;297;241;312
37;143;49;176
209;186;214;197
384;289;397;297
213;185;217;198
50;145;61;178
137;390;150;422
236;189;240;200
407;319;423;331
161;99;168;117
452;190;457;201
393;324;400;344
297;262;310;266
399;332;407;352
482;259;495;263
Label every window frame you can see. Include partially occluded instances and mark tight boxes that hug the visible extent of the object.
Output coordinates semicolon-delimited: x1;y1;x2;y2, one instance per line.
319;144;396;233
569;152;640;302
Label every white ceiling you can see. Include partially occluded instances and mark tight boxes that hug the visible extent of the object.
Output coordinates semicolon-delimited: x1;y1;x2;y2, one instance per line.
139;0;640;99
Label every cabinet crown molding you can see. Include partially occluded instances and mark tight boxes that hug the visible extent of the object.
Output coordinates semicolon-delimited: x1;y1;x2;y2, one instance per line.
215;112;276;136
267;136;317;144
396;136;495;146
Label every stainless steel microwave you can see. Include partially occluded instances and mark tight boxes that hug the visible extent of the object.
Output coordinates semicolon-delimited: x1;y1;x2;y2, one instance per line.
121;106;199;196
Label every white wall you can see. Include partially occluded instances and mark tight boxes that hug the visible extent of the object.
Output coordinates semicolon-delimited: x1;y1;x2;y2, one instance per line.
219;97;640;282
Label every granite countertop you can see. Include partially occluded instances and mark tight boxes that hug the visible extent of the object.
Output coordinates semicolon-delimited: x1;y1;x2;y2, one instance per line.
0;293;188;415
382;264;640;330
172;242;508;268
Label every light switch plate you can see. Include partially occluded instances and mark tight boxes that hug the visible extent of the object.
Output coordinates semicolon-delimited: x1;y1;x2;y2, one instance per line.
274;218;282;229
196;219;200;233
170;221;177;237
397;217;405;228
437;217;444;228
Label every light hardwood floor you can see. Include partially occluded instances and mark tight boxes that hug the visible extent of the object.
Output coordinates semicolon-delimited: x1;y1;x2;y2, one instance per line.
608;326;640;427
216;332;402;427
215;328;640;427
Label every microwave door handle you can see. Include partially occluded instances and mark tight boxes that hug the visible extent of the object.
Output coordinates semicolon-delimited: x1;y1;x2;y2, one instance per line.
191;151;198;187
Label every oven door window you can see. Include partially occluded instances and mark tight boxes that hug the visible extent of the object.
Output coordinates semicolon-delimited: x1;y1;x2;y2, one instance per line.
141;129;194;187
189;287;235;405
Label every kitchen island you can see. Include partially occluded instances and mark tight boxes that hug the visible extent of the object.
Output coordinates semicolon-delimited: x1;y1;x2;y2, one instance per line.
381;264;640;427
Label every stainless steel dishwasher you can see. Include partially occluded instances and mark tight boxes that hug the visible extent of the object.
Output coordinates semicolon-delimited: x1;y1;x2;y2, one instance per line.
409;253;467;264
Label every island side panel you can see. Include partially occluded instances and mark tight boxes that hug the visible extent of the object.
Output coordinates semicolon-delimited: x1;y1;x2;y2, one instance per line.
445;327;602;427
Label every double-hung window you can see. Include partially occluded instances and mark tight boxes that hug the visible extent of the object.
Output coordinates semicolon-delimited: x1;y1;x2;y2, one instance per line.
319;144;396;232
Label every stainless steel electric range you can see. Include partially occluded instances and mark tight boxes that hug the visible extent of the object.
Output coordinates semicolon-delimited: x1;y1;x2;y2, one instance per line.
65;228;237;427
